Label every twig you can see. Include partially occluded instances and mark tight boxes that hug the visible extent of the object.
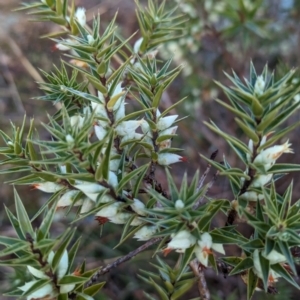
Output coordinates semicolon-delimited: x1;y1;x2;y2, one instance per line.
189;259;210;300
85;237;162;287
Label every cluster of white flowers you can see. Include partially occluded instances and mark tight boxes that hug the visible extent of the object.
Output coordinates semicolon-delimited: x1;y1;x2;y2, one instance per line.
19;250;75;300
240;136;293;202
163;230;225;267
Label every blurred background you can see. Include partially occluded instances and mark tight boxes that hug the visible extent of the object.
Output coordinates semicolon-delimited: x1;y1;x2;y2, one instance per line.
1;0;300;299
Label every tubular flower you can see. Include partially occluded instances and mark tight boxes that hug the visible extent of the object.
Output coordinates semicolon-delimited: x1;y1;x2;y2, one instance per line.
157;115;178;131
251;174;273;187
57;190;82;207
133;226;157;241
91;102;109;120
262;249;286;265
115;120;143;136
32;182;63;193
157;153;186;166
194;232;225;267
253;250;281;284
75;7;86;27
74;182;107;202
253;140;293;171
131;199;147;216
95;202;122;218
163;230;196;256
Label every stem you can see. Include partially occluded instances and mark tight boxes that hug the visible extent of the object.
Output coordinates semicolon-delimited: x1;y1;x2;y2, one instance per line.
189;259;210;300
85;237;162;287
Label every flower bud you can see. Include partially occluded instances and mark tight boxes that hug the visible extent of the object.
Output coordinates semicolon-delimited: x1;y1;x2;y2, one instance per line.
32;182;63;193
157;153;185;166
75;7;86;27
254;75;265;96
175;199;185;210
157;115;178;131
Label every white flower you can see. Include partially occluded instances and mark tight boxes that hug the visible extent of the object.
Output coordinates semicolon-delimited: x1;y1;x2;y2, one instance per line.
94;124;107;140
74;182;107;202
91;102;109;119
115;120;143;136
110;82;123;100
109;159;120;172
115;99;126;121
254;75;265;96
131;199;147;216
262;249;286;265
164;230;196;255
251;174;273;187
159;126;178;137
19;281;54;300
133;37;143;53
70;115;84;129
97;91;105;104
75;7;86;27
133;226;157;241
157;115;178;131
108;171;118;188
157;153;185;166
141;120;152;137
32;182;63;193
253;140;293;171
48;250;76;293
95;202;122;218
55;42;71;51
80;198;95;213
57;190;82;207
175;199;185;210
253;249;281;283
194;232;225;267
109;212;132;224
75;182;106;194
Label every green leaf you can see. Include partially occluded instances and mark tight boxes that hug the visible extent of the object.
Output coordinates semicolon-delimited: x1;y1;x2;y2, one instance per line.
247;269;258;300
271;263;300;289
95;130;113;181
14;188;34;238
37;201;58;241
229;257;253;276
178;245;196;280
51;228;76;272
59;275;87;284
117;164;149;192
82;282;106;297
258;252;270;291
268;164;300;174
